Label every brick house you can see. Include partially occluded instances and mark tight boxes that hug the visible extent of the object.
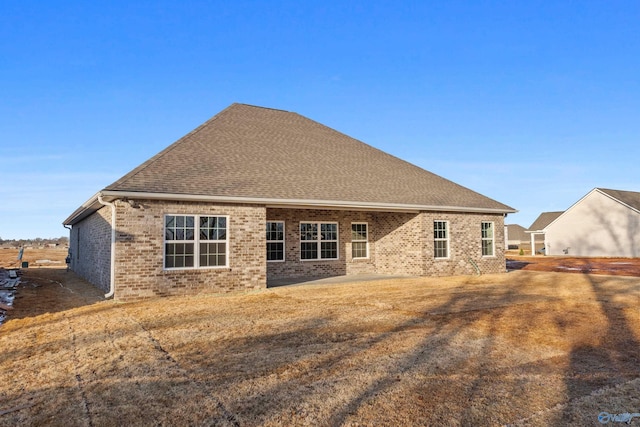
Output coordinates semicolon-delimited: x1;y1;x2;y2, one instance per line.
63;104;516;301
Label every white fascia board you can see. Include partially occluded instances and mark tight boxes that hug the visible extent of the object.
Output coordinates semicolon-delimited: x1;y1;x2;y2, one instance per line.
102;190;517;213
64;190;517;225
62;191;106;226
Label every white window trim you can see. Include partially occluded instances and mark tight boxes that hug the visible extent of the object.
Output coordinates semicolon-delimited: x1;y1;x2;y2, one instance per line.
299;221;340;261
163;214;230;270
434;220;450;259
481;221;496;257
351;222;369;259
266;220;285;263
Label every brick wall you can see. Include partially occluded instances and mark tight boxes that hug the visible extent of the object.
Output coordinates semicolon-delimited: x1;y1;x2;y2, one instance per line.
422;212;507;276
266;209;506;281
112;200;267;301
266;208;377;280
69;205;112;292
371;212;427;276
72;201;505;301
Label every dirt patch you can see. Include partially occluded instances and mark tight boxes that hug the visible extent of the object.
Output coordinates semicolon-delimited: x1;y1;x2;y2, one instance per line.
2;268;640;425
507;255;640;277
0;247;68;269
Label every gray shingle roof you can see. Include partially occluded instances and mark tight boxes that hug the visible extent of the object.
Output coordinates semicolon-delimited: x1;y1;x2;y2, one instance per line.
103;103;514;212
506;224;527;241
598;188;640;212
527;211;564;231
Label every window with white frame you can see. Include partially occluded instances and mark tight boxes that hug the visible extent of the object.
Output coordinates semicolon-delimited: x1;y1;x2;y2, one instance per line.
266;221;285;262
164;215;228;269
300;222;338;260
351;223;368;258
481;221;495;256
434;221;449;259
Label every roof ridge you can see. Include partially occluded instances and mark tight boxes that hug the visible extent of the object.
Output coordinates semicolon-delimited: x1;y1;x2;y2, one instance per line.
597;187;640;195
234;103;291;113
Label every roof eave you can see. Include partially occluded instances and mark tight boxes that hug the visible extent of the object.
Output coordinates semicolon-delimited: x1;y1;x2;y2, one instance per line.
63;191;105;226
63;190;517;226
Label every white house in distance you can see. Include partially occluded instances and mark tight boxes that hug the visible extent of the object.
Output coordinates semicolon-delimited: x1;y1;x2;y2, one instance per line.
525;211;563;255
531;188;640;257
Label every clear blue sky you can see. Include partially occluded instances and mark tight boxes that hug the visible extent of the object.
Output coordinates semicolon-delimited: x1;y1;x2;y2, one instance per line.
1;1;639;239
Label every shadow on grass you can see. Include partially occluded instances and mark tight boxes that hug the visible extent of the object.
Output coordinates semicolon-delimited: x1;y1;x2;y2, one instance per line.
7;267;104;321
6;270;640;425
556;260;640;424
166;275;572;425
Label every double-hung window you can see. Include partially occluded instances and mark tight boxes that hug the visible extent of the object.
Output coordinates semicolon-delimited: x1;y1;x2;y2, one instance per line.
351;223;368;259
300;222;338;260
481;221;495;257
164;215;228;269
266;221;285;262
434;221;449;259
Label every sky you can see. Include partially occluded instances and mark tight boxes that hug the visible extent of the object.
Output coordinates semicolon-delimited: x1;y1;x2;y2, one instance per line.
1;1;639;239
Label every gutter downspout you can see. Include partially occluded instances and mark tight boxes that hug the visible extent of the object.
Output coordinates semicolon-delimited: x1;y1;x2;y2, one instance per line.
63;224;72;270
97;195;116;299
468;257;481;275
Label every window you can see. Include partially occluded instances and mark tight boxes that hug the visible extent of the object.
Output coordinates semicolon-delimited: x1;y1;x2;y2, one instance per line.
300;222;338;260
199;216;227;267
434;221;449;259
351;223;368;258
266;221;285;262
481;221;495;257
164;215;228;269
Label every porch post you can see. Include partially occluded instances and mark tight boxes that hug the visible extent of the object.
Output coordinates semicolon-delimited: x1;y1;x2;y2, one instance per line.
531;232;536;256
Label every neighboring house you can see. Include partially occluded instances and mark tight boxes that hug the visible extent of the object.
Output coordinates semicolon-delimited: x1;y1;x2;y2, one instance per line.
63;103;516;301
525;211;564;255
540;188;640;257
505;224;527;249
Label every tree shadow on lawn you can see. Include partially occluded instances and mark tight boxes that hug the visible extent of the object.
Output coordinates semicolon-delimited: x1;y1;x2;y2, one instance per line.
556;260;640;425
163;275;599;425
9;270;639;425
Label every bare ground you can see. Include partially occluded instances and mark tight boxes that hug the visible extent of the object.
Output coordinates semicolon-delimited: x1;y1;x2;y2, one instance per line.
506;254;640;277
1;256;640;425
0;247;67;270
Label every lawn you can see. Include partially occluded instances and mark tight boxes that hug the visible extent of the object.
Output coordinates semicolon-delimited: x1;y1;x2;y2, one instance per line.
1;267;640;426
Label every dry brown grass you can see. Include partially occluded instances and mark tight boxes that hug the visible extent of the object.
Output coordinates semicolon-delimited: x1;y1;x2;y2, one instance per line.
1;268;640;426
0;247;67;269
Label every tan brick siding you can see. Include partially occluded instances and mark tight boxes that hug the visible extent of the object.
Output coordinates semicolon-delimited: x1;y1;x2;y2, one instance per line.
422;212;507;276
266;209;506;280
71;202;505;300
112;200;267;302
372;212;427;276
69;205;112;292
266;209;378;280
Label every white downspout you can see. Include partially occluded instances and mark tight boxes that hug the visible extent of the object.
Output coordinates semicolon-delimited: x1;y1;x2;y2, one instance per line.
97;195;116;299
